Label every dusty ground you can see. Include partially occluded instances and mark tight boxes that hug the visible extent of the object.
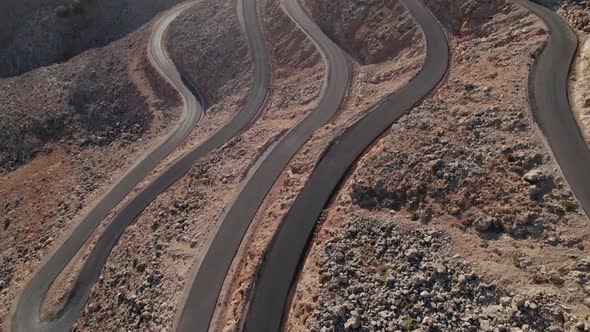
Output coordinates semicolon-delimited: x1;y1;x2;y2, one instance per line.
210;1;425;331
557;1;590;146
570;35;590;145
288;0;590;331
0;15;185;332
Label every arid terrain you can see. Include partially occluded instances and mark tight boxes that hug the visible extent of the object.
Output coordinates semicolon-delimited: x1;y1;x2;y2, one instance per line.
286;1;590;331
0;0;589;331
0;2;185;328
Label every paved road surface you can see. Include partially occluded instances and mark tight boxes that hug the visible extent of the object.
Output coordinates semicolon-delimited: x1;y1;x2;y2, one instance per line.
242;1;449;331
11;0;271;330
514;0;590;216
173;0;351;329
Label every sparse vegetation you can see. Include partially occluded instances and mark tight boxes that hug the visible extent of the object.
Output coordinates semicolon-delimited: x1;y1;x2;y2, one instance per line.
563;200;578;213
54;5;71;18
532;273;547;284
404;317;418;331
550;273;565;286
72;0;84;14
378;265;388;278
399;299;414;312
56;0;86;18
512;252;524;268
541;202;565;215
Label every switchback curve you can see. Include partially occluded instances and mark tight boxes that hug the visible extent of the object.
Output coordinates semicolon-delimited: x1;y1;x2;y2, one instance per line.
11;0;271;330
242;1;449;330
173;0;352;329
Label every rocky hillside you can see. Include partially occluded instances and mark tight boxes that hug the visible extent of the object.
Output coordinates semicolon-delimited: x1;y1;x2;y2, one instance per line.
0;19;181;173
558;0;590;31
166;0;252;107
0;0;181;77
0;0;189;173
301;0;421;64
0;55;146;173
299;217;569;331
425;0;507;36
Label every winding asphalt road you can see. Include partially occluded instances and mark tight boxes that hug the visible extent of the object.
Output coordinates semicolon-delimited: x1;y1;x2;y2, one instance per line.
514;0;590;216
243;1;449;331
173;0;351;330
11;0;271;330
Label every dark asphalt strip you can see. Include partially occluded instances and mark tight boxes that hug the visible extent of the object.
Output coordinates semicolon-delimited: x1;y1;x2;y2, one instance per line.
173;0;352;330
11;0;271;331
514;0;590;217
242;1;449;331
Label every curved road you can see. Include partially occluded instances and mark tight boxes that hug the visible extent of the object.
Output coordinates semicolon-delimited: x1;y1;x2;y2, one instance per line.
11;3;202;331
11;0;271;330
173;0;351;329
243;1;449;331
514;0;590;216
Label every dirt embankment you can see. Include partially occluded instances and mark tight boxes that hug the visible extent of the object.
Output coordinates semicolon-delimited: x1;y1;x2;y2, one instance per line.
0;0;182;78
289;1;590;331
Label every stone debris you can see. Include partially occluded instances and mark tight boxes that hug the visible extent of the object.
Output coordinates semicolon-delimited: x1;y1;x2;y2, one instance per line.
304;217;577;332
558;1;590;32
303;0;421;64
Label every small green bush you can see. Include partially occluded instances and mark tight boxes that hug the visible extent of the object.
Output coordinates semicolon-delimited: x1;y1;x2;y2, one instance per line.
72;0;83;14
55;5;71;18
378;265;388;277
512;253;524;268
404;317;418;331
564;201;578;213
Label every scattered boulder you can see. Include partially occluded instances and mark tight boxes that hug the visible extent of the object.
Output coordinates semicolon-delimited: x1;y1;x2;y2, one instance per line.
304;217;571;331
473;217;493;232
